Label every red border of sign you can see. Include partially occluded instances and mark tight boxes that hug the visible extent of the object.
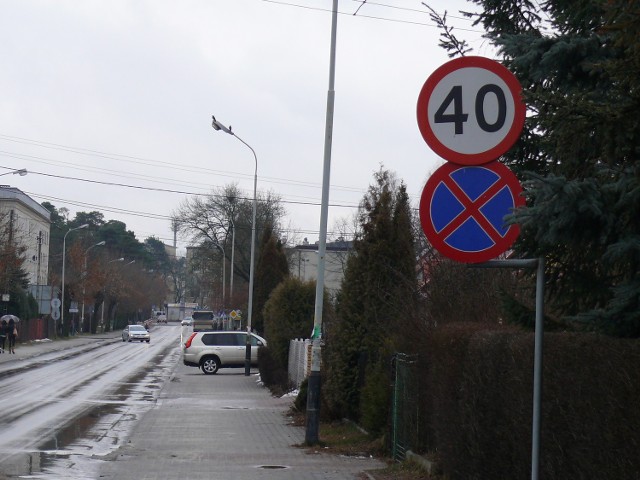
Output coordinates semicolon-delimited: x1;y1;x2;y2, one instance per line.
417;56;526;165
419;161;525;263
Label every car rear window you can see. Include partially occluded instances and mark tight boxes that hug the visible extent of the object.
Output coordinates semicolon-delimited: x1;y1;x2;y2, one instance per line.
202;333;239;346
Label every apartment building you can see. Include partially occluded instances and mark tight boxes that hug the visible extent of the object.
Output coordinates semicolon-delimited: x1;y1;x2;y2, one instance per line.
0;187;51;287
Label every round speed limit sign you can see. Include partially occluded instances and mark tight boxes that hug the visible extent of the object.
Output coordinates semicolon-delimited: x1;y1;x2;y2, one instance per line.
417;56;525;165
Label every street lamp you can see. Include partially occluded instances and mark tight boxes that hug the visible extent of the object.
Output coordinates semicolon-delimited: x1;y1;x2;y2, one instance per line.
211;114;257;376
61;223;89;335
0;168;27;177
82;240;106;333
100;258;125;331
306;0;339;445
211;243;226;309
229;218;235;304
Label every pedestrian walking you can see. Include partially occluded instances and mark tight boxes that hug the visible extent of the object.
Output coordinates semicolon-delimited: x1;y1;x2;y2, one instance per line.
0;319;6;353
7;318;17;354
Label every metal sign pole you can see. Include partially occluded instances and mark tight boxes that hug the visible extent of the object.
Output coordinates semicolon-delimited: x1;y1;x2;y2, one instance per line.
472;257;545;480
531;256;545;480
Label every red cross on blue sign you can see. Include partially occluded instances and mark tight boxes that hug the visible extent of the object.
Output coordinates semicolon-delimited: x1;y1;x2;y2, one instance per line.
419;161;525;263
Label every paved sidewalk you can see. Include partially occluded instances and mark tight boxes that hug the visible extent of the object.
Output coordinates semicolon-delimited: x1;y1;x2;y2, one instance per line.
98;362;385;479
0;331;121;364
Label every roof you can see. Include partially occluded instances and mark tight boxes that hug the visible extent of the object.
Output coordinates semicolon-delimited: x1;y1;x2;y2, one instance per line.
0;187;51;222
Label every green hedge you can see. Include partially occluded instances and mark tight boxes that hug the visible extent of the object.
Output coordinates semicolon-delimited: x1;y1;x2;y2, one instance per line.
419;324;640;479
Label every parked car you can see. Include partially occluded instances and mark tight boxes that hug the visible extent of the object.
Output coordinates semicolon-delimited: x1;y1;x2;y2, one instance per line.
122;324;151;343
181;317;193;326
182;331;266;374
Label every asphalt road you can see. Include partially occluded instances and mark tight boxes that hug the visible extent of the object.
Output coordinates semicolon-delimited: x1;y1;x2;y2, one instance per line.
0;324;383;479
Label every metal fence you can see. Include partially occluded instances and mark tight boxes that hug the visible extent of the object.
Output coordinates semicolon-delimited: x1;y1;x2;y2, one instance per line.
391;353;419;462
288;338;312;388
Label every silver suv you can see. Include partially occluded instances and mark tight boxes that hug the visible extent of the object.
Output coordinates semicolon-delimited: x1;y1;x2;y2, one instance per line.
182;331;266;374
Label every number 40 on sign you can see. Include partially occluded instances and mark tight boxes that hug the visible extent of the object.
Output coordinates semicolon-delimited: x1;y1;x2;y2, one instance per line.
417;56;526;166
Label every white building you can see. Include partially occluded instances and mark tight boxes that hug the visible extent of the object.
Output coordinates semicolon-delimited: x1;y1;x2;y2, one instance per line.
290;238;352;297
0;187;51;287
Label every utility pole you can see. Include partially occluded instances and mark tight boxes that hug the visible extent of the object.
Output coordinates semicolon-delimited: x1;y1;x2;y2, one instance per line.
36;231;42;314
306;0;339;445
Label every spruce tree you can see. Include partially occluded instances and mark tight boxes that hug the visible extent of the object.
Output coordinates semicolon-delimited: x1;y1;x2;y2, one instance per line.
466;0;640;336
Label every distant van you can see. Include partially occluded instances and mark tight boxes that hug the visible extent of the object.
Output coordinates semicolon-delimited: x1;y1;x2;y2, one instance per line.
192;310;215;332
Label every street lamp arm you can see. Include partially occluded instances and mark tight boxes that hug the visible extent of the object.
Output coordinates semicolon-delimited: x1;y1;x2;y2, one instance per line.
0;168;27;177
233;135;258;177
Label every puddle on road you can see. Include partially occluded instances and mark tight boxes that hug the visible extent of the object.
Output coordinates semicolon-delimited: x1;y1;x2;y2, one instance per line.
0;345;179;479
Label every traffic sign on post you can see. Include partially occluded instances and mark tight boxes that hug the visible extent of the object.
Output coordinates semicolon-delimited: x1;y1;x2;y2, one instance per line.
417;56;526;165
419;161;525;263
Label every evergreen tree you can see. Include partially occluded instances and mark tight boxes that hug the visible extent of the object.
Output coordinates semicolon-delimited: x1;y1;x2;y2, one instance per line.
263;277;318;373
323;168;418;433
466;0;640;336
253;224;289;334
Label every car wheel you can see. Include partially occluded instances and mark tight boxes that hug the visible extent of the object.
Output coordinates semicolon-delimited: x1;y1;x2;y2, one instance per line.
128;338;132;342
201;357;220;375
146;339;150;343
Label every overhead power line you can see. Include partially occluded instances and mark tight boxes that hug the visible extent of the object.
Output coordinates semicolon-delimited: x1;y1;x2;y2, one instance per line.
261;0;483;32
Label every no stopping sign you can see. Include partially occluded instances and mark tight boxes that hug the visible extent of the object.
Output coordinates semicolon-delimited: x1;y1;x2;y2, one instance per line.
419;161;525;263
417;56;526;165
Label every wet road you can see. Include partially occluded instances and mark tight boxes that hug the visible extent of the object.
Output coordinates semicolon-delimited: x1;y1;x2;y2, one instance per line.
0;324;183;478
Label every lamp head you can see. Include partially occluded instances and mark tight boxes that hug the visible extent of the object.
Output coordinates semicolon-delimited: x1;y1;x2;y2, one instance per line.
211;115;232;134
0;168;28;177
97;241;106;246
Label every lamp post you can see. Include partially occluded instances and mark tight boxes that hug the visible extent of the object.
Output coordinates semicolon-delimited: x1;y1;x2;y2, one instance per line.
61;224;89;335
0;168;27;177
306;0;339;445
229;218;235;304
100;258;124;332
211;115;257;376
211;243;226;309
82;240;105;333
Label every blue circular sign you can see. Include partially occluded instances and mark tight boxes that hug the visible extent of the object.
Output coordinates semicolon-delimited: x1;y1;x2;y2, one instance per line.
419;161;525;263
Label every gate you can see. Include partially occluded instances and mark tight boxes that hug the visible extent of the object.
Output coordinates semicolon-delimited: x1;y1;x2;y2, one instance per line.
391;353;418;462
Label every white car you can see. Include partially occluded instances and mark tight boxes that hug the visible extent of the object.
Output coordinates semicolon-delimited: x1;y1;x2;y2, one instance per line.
122;324;150;343
182;331;266;374
181;317;193;326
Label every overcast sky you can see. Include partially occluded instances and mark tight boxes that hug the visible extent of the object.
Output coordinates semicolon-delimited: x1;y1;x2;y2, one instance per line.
0;0;489;254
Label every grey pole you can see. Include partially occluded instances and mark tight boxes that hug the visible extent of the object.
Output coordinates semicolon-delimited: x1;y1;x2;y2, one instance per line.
100;257;124;332
211;116;258;376
81;240;105;332
212;243;226;309
306;0;339;446
472;257;545;479
230;219;235;305
531;256;545;480
61;224;88;335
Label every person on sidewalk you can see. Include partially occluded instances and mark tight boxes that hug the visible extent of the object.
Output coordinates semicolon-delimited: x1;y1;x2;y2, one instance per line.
7;318;17;354
0;319;6;353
